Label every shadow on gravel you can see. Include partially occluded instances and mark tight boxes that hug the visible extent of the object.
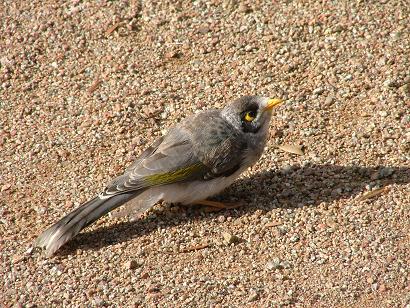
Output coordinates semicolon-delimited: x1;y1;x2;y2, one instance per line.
58;164;410;255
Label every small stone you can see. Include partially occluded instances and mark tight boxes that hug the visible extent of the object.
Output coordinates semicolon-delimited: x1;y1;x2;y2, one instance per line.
92;297;105;306
247;291;259;302
165;50;183;59
325;95;335;105
399;83;410;97
217;215;226;223
371;167;394;180
384;78;398;88
390;31;402;40
244;45;254;52
332;24;344;33
140;272;149;279
326;219;337;228
36;207;46;215
266;257;282;270
12;254;24;263
63;292;71;300
25;247;34;255
401;115;410;125
197;26;210;34
147;285;160;293
276;273;284;280
290;235;300;243
313;87;324;95
344;74;353;81
281;165;293;175
50;265;63;276
1;184;11;192
238;3;252;14
379;167;394;178
124;260;139;270
222;232;240;245
278;226;288;236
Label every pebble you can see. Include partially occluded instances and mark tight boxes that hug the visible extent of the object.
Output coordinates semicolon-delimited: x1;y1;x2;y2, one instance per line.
2;1;409;307
399;83;410;97
12;254;24;263
290;235;300;243
383;78;398;88
1;184;11;192
247;291;259;302
313;87;324;95
124;260;139;270
217;215;226;223
344;74;353;81
238;3;252;14
371;167;394;180
266;257;283;270
222;232;241;245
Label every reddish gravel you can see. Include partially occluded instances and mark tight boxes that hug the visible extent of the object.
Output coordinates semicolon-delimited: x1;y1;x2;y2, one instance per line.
1;0;409;306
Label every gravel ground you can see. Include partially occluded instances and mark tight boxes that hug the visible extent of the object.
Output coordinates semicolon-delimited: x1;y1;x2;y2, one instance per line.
1;0;409;306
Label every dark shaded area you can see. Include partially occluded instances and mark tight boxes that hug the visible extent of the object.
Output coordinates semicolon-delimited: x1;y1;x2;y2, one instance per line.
55;164;409;256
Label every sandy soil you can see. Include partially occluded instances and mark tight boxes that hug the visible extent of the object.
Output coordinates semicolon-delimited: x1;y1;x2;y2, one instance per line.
1;0;409;306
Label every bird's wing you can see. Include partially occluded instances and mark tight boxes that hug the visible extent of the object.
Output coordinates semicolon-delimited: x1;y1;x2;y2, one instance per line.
123;135;165;174
101;114;248;197
101;127;208;197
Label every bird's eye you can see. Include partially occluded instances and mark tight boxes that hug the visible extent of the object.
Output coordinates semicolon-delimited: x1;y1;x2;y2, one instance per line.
244;111;256;122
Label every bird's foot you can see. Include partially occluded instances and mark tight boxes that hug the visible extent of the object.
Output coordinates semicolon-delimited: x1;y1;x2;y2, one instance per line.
194;200;242;212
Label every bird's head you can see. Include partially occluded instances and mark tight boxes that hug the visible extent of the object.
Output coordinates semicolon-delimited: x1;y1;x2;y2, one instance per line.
222;96;283;134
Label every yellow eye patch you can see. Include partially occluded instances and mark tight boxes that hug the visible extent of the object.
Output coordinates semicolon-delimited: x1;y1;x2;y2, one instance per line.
244;111;256;122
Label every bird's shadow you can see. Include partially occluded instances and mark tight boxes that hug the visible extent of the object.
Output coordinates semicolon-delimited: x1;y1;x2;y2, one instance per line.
58;164;409;256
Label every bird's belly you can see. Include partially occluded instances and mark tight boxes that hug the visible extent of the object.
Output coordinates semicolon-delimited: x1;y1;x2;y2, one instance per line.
115;166;248;218
160;170;242;205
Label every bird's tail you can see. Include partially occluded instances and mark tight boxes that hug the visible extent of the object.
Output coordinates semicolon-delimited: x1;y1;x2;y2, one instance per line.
35;192;137;257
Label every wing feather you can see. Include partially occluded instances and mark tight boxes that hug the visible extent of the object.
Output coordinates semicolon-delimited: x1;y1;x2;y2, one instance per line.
102;128;207;196
101;113;249;198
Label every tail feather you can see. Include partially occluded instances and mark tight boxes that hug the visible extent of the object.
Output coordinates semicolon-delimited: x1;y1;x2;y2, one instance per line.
35;193;136;256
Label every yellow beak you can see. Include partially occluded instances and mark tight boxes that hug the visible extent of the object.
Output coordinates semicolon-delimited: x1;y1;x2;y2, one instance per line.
264;98;283;111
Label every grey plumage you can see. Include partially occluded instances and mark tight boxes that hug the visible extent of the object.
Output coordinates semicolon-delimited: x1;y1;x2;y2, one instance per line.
35;193;137;256
35;96;282;256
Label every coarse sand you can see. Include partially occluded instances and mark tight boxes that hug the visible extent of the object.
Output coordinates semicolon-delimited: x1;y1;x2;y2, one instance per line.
1;0;409;306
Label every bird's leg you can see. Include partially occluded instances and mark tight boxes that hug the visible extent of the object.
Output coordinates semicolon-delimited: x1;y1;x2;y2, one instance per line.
194;200;242;212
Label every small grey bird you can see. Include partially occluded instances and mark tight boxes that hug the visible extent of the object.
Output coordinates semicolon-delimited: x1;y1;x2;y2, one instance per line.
35;96;283;256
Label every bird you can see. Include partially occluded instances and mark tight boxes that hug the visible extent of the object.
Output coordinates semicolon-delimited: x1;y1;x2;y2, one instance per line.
35;95;283;256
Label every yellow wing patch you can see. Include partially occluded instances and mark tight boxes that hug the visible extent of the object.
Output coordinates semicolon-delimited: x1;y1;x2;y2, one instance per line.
145;163;203;186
